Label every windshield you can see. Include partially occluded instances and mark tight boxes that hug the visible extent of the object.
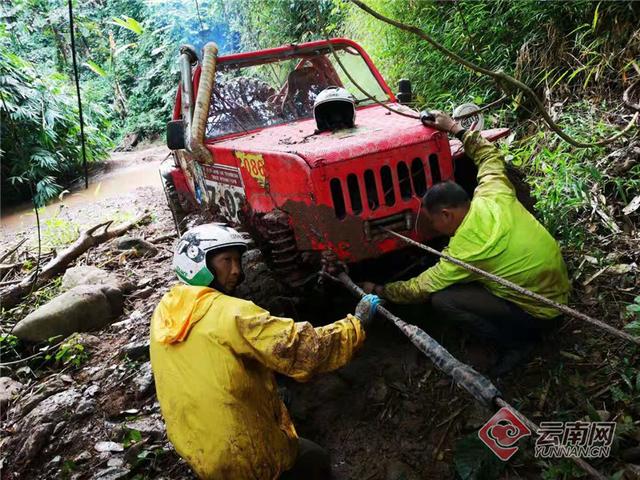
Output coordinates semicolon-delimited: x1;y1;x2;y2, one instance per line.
204;44;390;139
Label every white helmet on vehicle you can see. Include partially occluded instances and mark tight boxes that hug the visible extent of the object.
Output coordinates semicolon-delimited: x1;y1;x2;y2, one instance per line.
173;223;249;286
314;86;356;132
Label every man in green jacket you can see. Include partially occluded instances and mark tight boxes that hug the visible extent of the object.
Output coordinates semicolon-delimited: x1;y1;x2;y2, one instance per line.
363;110;570;375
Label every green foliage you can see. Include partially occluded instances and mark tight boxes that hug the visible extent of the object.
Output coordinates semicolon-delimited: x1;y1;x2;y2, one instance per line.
0;0;190;204
626;296;640;323
61;459;77;479
220;0;343;51
0;334;21;364
345;1;640;110
123;428;142;448
504;102;639;246
0;46;111;206
41;212;80;247
46;334;89;368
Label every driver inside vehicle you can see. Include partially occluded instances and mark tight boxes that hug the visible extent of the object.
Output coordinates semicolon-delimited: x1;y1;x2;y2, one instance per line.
281;56;344;118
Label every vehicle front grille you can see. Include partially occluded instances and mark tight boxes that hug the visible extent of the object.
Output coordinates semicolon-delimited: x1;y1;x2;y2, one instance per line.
329;155;440;219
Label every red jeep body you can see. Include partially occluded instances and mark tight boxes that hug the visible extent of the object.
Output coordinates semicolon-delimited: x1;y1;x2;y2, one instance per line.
166;38;507;279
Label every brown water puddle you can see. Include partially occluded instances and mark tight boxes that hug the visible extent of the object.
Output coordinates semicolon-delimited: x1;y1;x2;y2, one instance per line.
1;154;165;235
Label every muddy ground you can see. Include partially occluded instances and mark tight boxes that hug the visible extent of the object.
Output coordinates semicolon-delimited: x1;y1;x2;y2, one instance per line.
1;145;639;480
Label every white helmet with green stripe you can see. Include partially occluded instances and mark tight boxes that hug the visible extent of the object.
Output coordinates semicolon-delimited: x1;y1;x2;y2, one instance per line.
173;223;249;286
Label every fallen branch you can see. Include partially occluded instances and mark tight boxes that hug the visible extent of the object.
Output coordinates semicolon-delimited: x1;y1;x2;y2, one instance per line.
150;232;177;244
0;338;66;368
623;80;640;112
0;239;27;264
0;212;151;310
349;0;639;148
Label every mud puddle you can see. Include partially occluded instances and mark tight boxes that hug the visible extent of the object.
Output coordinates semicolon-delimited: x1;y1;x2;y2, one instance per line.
1;146;168;235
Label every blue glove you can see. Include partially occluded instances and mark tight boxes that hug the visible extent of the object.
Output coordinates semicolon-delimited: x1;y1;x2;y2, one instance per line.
354;294;381;328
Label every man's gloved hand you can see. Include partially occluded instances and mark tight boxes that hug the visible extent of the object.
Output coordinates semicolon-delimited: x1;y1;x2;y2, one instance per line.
420;110;464;135
354;294;381;328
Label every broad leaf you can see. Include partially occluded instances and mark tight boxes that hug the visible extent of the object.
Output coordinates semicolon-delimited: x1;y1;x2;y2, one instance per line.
110;16;143;35
84;60;107;77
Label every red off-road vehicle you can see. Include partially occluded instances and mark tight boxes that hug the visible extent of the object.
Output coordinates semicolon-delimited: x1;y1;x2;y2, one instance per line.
162;38;511;288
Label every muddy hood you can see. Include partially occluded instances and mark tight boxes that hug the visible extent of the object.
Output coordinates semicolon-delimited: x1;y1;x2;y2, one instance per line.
211;104;441;168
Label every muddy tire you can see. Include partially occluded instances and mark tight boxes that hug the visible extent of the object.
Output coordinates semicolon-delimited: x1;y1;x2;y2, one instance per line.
161;169;188;235
235;249;292;316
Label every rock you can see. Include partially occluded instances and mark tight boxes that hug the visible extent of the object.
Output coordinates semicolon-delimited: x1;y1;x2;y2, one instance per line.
15;422;54;464
84;365;109;382
116;236;158;257
11;387;80;462
385;460;420;480
124;441;146;465
133;362;154;399
622;464;640;478
74;451;92;463
75;397;96;417
21;388;81;431
16;376;66;417
84;384;100;397
53;420;66;435
61;266;120;290
95;441;124;453
129;286;153;300
107;457;125;468
75;333;101;348
12;285;124;342
117;132;140;151
0;377;23;413
125;416;165;440
120;341;150;361
93;467;129;480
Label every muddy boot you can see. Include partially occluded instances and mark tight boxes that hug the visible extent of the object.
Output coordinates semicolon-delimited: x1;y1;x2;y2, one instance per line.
385;460;420;480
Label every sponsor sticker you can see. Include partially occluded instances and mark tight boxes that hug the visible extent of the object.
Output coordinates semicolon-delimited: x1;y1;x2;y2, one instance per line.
202;164;245;223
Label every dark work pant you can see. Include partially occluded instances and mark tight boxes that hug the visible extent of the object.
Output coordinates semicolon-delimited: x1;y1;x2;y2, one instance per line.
279;437;331;480
430;283;556;349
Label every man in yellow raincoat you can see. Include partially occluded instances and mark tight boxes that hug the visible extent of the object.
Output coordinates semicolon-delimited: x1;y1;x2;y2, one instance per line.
150;223;379;479
363;110;569;375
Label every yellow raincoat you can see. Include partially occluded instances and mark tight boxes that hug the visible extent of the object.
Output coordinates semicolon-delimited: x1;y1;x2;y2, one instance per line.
149;284;365;479
383;131;570;319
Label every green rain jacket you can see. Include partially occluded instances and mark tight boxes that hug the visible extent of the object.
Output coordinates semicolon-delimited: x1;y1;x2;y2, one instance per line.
383;131;570;319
